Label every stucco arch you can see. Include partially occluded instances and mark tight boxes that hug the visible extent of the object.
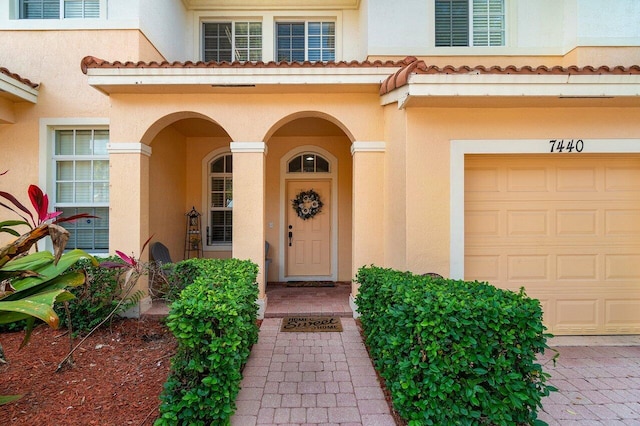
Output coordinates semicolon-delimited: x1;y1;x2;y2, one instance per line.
263;111;355;142
139;111;229;145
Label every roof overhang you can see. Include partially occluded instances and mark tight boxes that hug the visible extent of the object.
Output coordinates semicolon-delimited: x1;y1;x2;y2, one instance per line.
0;68;38;124
83;66;400;95
381;73;640;108
0;71;38;104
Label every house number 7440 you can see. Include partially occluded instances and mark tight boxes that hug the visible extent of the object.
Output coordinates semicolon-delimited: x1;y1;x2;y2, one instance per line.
549;139;584;153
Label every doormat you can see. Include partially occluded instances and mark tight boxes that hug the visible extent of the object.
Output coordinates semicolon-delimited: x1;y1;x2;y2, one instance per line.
280;316;343;332
286;281;335;287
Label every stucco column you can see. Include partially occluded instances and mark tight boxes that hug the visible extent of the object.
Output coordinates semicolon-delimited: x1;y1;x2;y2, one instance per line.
350;141;385;317
231;142;267;319
107;142;152;316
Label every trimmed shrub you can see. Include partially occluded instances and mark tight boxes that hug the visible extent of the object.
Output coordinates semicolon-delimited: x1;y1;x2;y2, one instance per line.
355;266;556;425
155;258;259;426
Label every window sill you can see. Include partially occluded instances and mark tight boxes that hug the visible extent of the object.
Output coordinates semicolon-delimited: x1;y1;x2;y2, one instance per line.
204;244;232;252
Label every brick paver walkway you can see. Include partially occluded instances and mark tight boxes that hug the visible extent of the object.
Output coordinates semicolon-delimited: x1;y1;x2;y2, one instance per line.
147;291;640;425
538;344;640;425
231;317;395;426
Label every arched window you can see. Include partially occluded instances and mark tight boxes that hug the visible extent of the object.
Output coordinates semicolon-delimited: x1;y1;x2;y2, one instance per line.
207;153;232;245
287;153;330;173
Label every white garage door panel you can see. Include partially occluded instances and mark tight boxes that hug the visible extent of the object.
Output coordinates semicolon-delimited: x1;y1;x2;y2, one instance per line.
465;155;640;335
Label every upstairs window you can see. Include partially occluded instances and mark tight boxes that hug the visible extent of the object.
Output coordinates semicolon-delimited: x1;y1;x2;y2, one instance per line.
276;22;335;62
435;0;504;47
203;22;262;62
20;0;100;19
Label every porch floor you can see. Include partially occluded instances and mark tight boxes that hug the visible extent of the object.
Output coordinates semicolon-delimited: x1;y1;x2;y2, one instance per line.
264;281;353;318
142;281;354;319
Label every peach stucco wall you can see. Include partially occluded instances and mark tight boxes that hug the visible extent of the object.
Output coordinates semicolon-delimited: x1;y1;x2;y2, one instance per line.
382;106;407;272
108;93;383;145
148;126;188;261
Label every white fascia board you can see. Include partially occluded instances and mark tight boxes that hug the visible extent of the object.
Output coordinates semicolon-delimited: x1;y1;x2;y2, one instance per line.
380;85;409;106
405;73;640;98
0;73;38;103
86;66;398;87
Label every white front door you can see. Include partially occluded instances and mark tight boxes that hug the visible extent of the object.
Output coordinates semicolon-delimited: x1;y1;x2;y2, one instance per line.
286;179;332;278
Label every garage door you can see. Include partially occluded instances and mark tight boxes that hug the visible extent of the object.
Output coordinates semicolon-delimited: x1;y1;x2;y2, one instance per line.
465;154;640;335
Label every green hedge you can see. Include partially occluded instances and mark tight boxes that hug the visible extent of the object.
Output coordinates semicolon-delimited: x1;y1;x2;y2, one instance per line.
155;258;259;426
355;266;555;426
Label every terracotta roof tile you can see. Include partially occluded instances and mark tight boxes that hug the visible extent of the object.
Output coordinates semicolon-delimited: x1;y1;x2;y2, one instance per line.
0;66;39;89
80;56;403;74
79;56;640;96
380;57;640;95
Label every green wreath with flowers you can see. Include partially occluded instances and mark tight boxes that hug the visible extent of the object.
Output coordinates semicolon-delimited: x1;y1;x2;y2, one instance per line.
292;189;323;220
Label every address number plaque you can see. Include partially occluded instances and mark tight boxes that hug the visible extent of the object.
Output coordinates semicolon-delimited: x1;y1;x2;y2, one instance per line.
549;139;584;153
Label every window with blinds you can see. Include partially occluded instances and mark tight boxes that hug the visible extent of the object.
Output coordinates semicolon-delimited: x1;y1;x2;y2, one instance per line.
435;0;504;47
64;0;99;18
203;22;262;62
276;21;335;62
20;0;59;19
54;129;109;252
208;154;233;245
20;0;99;19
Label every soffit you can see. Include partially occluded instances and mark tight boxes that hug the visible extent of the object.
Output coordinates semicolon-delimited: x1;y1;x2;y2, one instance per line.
181;0;360;10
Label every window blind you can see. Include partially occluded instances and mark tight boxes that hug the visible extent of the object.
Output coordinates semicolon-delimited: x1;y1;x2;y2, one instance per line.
203;23;233;62
64;0;100;18
472;0;504;46
20;0;60;19
435;0;469;47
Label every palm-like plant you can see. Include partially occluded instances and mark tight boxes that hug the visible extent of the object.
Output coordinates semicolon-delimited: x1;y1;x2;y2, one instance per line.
0;172;97;404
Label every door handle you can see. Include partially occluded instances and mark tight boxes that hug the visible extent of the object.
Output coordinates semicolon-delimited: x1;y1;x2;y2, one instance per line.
288;225;293;246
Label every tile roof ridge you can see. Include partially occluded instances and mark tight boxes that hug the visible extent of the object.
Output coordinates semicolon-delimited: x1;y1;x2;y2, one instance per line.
0;66;39;89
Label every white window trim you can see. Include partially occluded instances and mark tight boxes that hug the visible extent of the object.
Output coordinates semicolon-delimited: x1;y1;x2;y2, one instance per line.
38;117;109;254
193;10;342;62
449;139;640;280
201;147;233;252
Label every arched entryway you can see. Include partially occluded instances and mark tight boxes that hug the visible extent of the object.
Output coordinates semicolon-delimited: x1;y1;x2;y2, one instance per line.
143;113;233;262
264;115;353;284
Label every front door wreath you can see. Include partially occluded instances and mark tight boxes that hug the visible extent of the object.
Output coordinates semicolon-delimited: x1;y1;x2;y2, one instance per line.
292;189;323;220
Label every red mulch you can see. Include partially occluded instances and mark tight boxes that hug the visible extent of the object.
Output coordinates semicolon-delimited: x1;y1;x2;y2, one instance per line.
0;318;176;426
